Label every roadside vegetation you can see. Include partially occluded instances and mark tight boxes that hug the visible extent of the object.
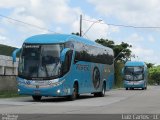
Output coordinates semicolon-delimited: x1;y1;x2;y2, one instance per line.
0;90;20;98
148;65;160;85
0;90;28;98
0;44;17;56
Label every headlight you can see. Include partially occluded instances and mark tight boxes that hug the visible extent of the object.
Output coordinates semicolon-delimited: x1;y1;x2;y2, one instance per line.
50;79;65;87
138;81;144;83
57;89;61;93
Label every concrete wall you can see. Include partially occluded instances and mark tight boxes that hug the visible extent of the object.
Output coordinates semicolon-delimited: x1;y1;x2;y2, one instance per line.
0;55;18;91
0;55;18;75
0;76;17;91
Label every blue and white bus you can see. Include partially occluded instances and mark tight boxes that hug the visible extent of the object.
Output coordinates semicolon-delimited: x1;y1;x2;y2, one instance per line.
12;34;114;101
122;61;148;90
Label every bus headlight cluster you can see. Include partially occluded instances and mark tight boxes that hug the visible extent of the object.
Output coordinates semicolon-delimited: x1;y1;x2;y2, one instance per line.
57;89;61;94
49;80;65;87
138;81;144;84
17;79;26;86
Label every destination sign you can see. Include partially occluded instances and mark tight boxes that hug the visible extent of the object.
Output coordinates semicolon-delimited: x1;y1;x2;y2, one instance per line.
24;45;40;48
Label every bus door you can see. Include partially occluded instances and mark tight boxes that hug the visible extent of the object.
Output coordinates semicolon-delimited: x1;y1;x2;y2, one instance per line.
61;49;73;89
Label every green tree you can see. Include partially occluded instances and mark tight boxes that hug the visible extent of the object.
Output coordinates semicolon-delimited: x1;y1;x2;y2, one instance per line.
72;32;80;36
95;38;115;48
145;62;154;69
0;44;17;56
149;66;160;85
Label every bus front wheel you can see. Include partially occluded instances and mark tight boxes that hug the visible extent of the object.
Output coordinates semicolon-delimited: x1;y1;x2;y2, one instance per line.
32;95;42;101
144;83;147;90
67;83;78;101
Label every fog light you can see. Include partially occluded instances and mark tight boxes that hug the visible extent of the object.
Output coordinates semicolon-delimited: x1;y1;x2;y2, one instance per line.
57;89;61;94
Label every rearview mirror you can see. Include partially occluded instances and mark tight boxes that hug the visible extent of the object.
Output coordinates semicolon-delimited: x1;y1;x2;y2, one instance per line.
12;48;21;62
60;48;71;62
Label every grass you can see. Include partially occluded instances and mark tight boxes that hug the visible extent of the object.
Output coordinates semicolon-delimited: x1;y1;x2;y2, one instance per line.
113;83;123;89
0;90;27;98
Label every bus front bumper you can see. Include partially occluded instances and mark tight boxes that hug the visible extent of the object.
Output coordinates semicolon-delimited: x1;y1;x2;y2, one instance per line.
124;80;145;88
18;85;65;97
17;78;72;97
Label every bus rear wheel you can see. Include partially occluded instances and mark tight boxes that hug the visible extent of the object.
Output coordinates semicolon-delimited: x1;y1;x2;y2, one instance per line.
94;82;106;97
32;95;42;101
67;83;78;101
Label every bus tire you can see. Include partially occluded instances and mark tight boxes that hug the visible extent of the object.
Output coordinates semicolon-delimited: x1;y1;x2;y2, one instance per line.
94;93;98;97
67;82;78;101
32;95;42;101
100;82;106;97
144;83;147;90
94;82;106;97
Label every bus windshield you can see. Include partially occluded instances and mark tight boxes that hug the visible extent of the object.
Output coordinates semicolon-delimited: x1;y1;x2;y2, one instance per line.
124;66;144;81
18;44;63;79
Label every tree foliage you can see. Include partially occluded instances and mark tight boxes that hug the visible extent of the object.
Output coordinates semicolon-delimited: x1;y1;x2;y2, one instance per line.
145;62;154;69
72;32;80;36
0;44;17;56
149;66;160;85
95;39;132;62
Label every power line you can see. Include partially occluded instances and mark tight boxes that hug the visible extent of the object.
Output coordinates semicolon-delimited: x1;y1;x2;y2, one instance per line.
81;31;89;39
83;18;160;29
0;14;56;33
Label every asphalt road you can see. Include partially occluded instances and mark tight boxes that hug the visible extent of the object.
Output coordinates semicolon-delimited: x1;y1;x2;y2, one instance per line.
0;86;160;116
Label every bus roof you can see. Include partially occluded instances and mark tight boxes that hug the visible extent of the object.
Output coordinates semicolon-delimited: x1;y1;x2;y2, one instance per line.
125;61;146;67
24;34;111;50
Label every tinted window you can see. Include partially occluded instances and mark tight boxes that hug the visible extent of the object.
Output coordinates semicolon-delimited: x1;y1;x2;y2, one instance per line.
72;41;113;65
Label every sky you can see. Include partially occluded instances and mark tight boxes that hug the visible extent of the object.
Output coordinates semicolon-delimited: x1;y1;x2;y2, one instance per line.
0;0;160;65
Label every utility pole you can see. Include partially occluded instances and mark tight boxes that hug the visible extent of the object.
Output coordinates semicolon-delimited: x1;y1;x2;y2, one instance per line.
80;14;82;37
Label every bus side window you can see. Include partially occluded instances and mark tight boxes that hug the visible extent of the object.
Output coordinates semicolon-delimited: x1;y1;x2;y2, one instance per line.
62;50;73;75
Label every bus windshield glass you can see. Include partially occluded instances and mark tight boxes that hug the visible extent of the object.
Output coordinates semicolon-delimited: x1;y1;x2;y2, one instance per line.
124;66;144;81
18;44;63;79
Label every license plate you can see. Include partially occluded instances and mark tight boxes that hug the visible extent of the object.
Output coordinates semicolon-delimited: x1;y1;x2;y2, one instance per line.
133;82;139;85
34;90;40;95
129;81;134;84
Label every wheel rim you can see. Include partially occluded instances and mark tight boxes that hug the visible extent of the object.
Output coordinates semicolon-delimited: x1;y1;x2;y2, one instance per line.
73;84;78;99
73;88;76;99
103;84;105;95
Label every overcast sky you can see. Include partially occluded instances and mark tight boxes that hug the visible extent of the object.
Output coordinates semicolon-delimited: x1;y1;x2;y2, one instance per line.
0;0;160;65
